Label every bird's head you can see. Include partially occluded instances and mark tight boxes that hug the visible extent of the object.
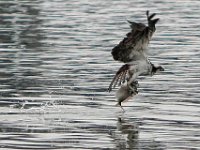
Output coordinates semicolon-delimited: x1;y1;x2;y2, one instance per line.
151;64;164;75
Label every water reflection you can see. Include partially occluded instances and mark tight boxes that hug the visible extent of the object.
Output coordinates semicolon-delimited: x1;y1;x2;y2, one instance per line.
111;117;165;150
0;0;46;101
111;117;139;150
0;0;200;149
0;113;166;149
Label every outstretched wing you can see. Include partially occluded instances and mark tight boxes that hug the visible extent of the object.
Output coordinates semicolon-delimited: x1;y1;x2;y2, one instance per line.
108;64;129;92
111;11;159;63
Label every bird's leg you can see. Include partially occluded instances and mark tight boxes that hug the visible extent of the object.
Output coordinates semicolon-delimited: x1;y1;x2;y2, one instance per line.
126;70;139;94
128;81;139;95
127;72;136;88
126;70;130;82
120;105;125;112
116;102;125;112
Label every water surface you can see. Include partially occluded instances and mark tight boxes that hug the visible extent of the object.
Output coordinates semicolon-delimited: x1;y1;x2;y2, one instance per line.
0;0;200;149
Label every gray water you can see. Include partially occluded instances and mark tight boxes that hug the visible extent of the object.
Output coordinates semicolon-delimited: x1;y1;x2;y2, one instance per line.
0;0;200;149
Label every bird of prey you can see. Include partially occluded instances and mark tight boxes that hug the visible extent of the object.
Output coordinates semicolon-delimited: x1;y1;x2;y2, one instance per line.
108;11;164;108
108;11;163;91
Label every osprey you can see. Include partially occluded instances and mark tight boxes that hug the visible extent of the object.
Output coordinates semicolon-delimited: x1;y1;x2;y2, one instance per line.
108;11;164;108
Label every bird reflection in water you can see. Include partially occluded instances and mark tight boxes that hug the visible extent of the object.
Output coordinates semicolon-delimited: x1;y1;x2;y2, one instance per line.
110;117;139;150
109;117;166;150
117;117;139;149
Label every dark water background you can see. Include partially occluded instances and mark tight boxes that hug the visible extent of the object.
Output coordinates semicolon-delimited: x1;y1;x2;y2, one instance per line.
0;0;200;149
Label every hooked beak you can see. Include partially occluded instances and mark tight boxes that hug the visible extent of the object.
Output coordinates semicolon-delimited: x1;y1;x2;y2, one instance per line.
151;65;164;76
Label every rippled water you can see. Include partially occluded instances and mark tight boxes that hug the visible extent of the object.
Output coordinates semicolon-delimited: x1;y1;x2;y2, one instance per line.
0;0;200;149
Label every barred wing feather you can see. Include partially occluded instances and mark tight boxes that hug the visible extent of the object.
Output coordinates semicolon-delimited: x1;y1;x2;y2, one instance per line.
111;11;159;63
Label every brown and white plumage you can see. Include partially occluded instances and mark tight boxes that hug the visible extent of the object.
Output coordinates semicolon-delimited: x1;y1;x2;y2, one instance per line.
111;11;159;63
108;11;162;92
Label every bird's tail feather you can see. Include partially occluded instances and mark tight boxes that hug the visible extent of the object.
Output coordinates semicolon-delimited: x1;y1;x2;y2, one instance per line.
146;10;159;32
